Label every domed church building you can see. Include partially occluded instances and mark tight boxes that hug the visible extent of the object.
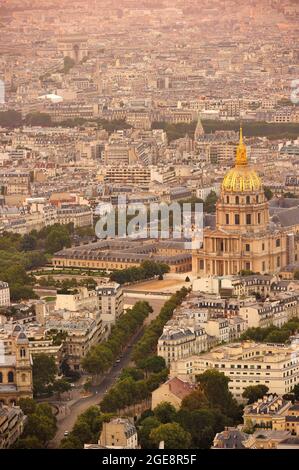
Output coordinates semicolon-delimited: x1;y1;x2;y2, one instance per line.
192;129;289;277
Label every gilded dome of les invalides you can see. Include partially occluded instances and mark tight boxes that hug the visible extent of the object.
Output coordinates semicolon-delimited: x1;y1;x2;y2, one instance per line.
222;128;262;192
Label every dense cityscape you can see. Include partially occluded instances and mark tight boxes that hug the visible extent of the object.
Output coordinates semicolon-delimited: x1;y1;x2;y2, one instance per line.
1;0;299;456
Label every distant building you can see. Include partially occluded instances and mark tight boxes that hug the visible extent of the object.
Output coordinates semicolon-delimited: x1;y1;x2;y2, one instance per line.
0;282;10;307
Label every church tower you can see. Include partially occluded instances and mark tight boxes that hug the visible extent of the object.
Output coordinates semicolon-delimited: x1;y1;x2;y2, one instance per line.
15;331;33;398
192;128;288;277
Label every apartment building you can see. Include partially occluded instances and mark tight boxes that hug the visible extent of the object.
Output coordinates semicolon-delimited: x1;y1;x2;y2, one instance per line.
0;405;26;449
239;294;299;328
98;418;138;449
0;282;10;308
55;287;99;313
157;326;207;367
57;204;93;228
103;142;137;165
0;171;31;196
102;165;151;188
96;284;124;326
243;394;299;436
169;341;299;400
45;313;105;371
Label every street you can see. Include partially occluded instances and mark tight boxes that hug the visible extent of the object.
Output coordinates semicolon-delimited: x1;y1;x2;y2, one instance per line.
49;323;147;448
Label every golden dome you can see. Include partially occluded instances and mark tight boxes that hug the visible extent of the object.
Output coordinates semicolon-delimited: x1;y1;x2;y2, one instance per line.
222;128;262;192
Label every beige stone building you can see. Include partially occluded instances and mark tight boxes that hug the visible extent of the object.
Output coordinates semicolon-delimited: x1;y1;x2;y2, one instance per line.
169;341;299;400
157;326;208;367
193;129;289;277
98;418;138;449
243;395;299;436
151;376;196;410
0;325;33;405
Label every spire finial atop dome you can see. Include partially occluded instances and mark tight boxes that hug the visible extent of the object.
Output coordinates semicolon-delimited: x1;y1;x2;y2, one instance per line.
236;126;247;166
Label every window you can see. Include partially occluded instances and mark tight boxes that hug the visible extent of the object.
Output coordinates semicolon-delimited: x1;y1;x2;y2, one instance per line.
236;196;239;204
21;373;26;382
20;348;26;358
245;244;250;252
256;195;259;203
246;214;252;225
246;196;250;204
226;196;229;203
262;243;265;251
276;239;281;247
0;372;2;383
235;214;240;225
8;371;14;383
277;256;281;268
262;261;266;271
225;214;229;224
199;260;204;269
258;213;261;224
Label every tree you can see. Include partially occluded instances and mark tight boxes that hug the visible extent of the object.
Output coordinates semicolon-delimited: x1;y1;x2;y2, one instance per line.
138;416;161;449
20;233;37;251
72;421;93;444
181;388;208;412
242;385;269;404
291;384;299;401
18;398;37;415
9;284;37;301
0;110;22;128
153;402;177;424
138;356;166;374
150;423;191;449
196;369;242;421
13;436;44;449
204;191;218;214
264;186;273;201
25;112;52;127
45;227;71;254
63;56;75;73
32;354;57;396
60;436;82;449
53;378;71;398
21;403;57;446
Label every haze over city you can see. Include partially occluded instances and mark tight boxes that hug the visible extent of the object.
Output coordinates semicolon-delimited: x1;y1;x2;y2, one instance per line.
1;0;299;457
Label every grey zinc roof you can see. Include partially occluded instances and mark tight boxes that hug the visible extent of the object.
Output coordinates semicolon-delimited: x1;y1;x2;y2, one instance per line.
271;206;299;227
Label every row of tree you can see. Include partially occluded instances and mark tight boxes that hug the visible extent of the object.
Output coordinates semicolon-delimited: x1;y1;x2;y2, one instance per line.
0;109;132;134
82;301;153;376
151;120;299;142
109;260;170;285
60;406;114;449
13;399;57;449
132;287;189;364
100;368;168;414
240;317;299;344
